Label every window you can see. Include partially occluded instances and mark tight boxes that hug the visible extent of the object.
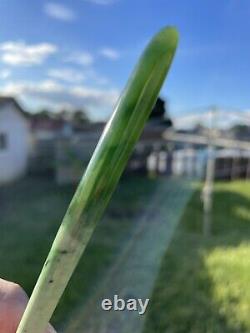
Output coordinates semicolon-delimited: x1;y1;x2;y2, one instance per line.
0;133;7;150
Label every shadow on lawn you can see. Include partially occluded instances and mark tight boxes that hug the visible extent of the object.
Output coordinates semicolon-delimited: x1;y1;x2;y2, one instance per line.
0;175;159;327
143;186;250;333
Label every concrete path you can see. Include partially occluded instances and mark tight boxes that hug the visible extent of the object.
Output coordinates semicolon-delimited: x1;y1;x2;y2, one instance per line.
63;179;195;333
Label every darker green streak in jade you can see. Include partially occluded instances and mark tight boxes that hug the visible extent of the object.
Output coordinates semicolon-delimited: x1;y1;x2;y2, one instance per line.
63;27;179;236
16;26;179;333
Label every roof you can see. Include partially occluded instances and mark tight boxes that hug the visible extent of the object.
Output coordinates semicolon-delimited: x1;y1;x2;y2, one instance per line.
30;116;67;131
74;121;105;133
0;96;29;118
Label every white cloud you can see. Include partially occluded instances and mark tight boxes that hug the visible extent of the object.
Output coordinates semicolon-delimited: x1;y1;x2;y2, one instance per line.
1;80;61;96
0;41;57;66
100;47;120;60
48;68;85;83
0;69;11;79
1;80;119;115
44;2;76;21
66;51;94;66
83;68;110;85
84;0;116;5
48;67;109;86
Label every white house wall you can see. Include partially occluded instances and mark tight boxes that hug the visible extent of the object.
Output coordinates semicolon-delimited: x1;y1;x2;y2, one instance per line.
0;105;30;183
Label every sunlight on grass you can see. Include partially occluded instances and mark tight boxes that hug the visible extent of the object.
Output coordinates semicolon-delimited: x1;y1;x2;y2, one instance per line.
234;206;250;221
144;181;250;333
205;244;250;330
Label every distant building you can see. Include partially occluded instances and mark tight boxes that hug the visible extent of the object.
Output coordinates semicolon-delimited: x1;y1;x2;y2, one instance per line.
56;122;105;183
28;112;73;175
55;121;172;184
30;112;72;140
215;149;250;179
172;148;206;178
0;97;30;183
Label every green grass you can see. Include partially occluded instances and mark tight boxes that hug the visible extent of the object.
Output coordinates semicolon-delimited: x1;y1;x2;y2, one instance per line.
0;175;158;327
2;177;250;332
144;181;250;333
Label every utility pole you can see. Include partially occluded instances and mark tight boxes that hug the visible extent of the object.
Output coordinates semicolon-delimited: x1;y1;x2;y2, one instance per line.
202;106;216;237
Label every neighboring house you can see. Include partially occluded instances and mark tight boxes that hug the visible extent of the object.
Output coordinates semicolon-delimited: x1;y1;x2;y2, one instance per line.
55;97;173;182
171;147;250;180
29;113;73;174
55;121;172;184
55;122;106;184
0;97;30;184
215;149;250;180
30;113;72;140
172;148;206;178
129;123;173;174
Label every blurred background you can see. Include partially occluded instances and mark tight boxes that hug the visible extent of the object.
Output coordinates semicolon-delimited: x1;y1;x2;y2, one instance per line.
0;1;250;332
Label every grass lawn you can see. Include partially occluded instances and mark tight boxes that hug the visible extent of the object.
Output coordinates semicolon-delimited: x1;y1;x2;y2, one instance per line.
0;174;158;327
144;181;250;333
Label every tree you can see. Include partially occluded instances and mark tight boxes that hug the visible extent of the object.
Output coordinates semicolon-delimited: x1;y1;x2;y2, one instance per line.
34;109;52;120
230;124;250;139
56;109;71;121
149;97;173;127
71;109;90;131
150;97;165;119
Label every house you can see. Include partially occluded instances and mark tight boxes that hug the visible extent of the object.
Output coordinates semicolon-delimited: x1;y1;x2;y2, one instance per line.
55;121;172;184
214;149;250;180
30;112;72;140
28;112;73;175
55;122;106;184
172;148;206;178
0;97;31;183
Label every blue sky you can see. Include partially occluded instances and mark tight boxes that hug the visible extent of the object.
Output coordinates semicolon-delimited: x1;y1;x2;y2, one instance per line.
0;0;250;120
